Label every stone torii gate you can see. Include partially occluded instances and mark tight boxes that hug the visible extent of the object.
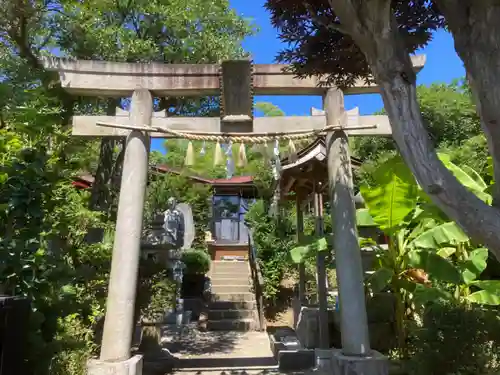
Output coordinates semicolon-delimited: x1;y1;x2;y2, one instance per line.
43;55;425;375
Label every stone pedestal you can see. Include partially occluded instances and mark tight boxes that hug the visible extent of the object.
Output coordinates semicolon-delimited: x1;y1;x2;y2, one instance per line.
292;297;301;329
295;306;319;349
87;355;143;375
330;349;388;375
313;349;333;373
295;305;337;349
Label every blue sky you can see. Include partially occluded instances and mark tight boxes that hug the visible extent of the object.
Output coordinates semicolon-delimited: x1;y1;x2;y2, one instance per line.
151;1;465;152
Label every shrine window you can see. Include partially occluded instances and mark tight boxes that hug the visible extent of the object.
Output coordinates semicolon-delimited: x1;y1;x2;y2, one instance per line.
211;195;252;244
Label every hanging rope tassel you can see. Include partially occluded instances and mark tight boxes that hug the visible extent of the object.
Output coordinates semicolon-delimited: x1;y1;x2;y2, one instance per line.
237;143;248;167
184;141;195;166
261;141;269;165
288;139;298;162
214;140;223;166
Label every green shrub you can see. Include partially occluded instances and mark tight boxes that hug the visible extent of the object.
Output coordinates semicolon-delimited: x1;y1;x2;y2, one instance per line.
408;301;500;375
49;314;97;375
136;259;176;323
182;249;211;275
245;200;295;305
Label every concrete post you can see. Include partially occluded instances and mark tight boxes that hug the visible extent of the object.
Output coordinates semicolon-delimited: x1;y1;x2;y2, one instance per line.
296;194;306;304
315;190;329;350
100;89;153;362
324;89;371;356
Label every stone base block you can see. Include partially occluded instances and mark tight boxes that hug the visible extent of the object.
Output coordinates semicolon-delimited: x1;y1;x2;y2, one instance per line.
278;349;315;371
313;349;334;373
87;355;143;375
330;349;388;375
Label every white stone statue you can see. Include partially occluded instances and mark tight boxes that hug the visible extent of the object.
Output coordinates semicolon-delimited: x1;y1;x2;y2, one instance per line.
163;197;185;249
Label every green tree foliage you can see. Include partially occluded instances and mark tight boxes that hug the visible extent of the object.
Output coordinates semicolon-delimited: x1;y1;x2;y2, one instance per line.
0;103;112;374
255;102;286;117
1;0;256;219
264;0;442;88
353;81;481;160
353;80;487;185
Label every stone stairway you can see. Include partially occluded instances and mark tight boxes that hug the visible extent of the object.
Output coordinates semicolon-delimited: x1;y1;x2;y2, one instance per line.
207;261;260;331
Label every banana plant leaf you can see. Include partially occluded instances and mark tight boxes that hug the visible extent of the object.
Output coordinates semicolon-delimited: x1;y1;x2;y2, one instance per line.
462;165;487;191
438;153;491;203
289;236;330;264
409;222;469;249
290;245;312;264
413;284;453;306
407;249;462;285
356;208;377;227
360;155;418;234
437;247;456;259
487;156;494;184
470;280;500;295
460;248;488;284
466;290;500;305
367;267;394;293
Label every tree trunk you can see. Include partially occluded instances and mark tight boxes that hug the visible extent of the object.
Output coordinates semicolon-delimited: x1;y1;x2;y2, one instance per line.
434;1;500;207
109;139;126;222
329;0;500;260
87;99;121;243
90;138;116;212
89;99;121;214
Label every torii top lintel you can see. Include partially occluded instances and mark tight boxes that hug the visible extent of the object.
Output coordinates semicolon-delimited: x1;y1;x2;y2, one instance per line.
41;55;425;97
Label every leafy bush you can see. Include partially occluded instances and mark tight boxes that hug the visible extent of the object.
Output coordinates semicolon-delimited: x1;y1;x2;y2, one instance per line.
136;257;176;323
182;249;211;275
408;301;500;375
245;200;295;305
0;124;114;375
49;314;98;375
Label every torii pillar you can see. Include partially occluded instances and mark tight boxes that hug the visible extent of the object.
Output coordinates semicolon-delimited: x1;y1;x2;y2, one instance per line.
323;88;388;375
88;89;152;374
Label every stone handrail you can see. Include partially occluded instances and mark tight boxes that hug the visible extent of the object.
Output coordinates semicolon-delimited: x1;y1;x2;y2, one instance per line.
248;231;266;331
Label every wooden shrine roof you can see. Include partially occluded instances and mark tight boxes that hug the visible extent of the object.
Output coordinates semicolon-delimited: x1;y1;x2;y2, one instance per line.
277;137;362;200
72;165;255;190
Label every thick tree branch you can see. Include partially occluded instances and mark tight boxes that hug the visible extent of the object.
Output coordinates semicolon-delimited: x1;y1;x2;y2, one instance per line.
435;0;500;207
305;3;349;35
328;0;500;259
90;98;120;214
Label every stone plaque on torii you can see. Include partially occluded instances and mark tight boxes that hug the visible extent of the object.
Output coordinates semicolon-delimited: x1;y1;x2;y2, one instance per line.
42;55;426;375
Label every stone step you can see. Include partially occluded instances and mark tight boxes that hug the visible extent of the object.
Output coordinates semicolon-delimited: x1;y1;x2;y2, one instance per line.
208;300;256;310
210;273;250;281
211;262;249;271
173;367;279;375
211;284;250;294
208;309;256;320
211;292;255;303
210;277;250;285
210;269;249;277
207;318;256;331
